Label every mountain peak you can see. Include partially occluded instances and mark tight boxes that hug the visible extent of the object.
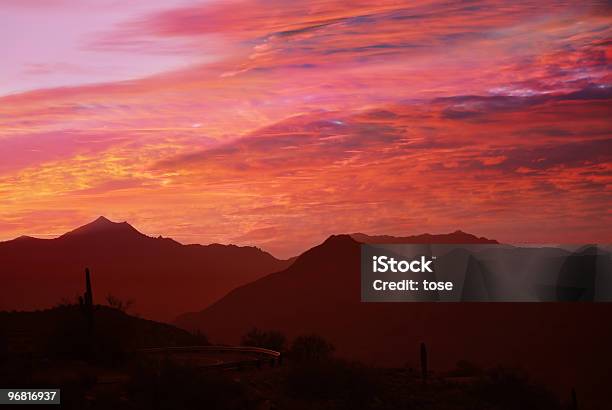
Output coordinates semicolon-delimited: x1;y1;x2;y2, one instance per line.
93;215;112;224
323;234;358;246
60;216;145;239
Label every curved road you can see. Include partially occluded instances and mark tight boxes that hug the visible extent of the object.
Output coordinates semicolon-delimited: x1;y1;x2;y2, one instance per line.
137;345;282;370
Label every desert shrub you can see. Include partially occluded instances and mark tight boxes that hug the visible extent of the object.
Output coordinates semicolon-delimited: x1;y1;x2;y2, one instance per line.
241;327;286;352
45;307;91;358
105;294;134;312
193;329;210;345
447;360;483;377
0;357;34;387
128;359;252;410
289;333;335;362
286;358;381;409
45;306;127;364
0;333;7;364
55;295;79;307
471;366;561;410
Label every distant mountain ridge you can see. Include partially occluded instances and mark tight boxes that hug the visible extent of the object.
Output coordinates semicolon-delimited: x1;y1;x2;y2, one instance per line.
0;222;499;321
0;217;291;322
351;230;498;244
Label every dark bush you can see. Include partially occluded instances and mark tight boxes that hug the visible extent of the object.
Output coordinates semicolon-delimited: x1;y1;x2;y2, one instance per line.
289;333;334;362
193;329;210;345
128;359;252;410
45;306;127;363
105;294;134;313
472;366;561;410
286;358;381;409
448;360;483;377
241;327;286;352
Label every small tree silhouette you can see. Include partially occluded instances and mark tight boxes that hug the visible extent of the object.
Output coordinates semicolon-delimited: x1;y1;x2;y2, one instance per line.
290;334;334;362
106;293;134;313
241;327;286;351
56;295;79;307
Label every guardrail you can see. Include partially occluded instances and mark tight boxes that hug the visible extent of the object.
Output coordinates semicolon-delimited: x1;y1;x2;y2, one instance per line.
137;345;282;370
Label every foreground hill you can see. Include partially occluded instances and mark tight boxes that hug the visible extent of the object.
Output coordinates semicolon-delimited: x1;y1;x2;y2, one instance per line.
0;217;291;322
176;234;612;409
0;307;567;410
0;305;199;355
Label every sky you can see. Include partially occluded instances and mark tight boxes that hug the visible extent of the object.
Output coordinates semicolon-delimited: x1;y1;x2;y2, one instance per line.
0;0;610;258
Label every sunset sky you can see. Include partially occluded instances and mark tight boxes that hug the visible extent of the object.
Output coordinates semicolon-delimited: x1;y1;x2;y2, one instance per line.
1;0;610;257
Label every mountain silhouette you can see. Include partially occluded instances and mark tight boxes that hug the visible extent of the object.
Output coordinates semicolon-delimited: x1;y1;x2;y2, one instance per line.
351;230;498;244
176;234;612;405
0;217;291;322
60;216;145;239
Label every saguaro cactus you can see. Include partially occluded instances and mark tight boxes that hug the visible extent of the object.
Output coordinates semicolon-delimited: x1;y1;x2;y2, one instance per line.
79;268;94;355
84;267;93;307
80;268;94;316
571;388;578;410
420;342;428;382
